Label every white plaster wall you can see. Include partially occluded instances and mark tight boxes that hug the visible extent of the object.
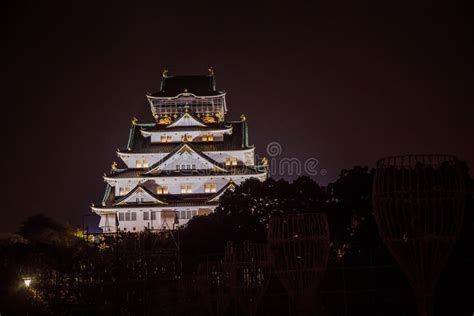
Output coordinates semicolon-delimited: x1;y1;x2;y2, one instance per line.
149;131;226;143
159;151;214;171
120;148;255;168
111;173;264;196
98;205;218;233
204;148;255;166
119;153;167;169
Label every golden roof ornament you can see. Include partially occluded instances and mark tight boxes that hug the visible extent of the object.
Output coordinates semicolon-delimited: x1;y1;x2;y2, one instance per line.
158;116;172;125
111;161;118;170
262;157;268;166
202;114;216;123
208;67;214;76
240;114;246;122
162;69;169;77
132;117;138;125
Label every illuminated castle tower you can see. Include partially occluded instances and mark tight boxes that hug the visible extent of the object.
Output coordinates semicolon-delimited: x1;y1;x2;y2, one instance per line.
91;69;268;233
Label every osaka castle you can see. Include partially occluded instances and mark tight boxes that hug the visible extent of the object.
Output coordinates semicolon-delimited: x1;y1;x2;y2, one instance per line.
91;69;268;233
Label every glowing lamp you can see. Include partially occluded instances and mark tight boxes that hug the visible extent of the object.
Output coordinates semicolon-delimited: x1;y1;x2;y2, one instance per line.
23;277;32;287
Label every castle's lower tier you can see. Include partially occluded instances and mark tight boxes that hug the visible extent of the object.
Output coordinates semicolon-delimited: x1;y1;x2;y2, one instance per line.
93;204;217;233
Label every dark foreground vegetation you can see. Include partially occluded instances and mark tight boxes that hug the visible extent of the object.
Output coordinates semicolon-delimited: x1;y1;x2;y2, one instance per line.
0;166;473;315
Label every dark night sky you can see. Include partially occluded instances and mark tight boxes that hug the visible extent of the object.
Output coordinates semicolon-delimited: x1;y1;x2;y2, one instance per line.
2;1;473;232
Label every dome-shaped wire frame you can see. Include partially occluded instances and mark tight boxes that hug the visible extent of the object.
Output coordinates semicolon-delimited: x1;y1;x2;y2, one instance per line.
197;260;232;316
224;242;271;316
268;212;330;313
373;155;466;316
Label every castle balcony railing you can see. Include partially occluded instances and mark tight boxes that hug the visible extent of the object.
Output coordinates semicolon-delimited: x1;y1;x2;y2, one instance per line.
148;95;227;117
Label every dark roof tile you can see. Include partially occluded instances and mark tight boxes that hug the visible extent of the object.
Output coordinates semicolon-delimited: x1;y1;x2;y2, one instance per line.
149;75;223;97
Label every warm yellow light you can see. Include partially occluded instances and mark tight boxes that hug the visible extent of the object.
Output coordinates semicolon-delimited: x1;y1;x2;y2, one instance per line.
23;277;32;287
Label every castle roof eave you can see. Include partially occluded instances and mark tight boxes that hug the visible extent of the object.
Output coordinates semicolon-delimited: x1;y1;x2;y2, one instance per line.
113;184;167;206
146;92;226;100
146;143;227;174
103;168;267;181
92;201;219;212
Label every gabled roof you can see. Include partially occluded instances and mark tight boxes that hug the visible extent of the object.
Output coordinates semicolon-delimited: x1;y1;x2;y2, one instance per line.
167;112;207;128
146;143;226;174
119;121;251;154
113;184;167;206
92;192;220;211
148;75;223;98
207;180;236;203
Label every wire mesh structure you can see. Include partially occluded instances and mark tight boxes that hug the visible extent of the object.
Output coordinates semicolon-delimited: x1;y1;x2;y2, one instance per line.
224;241;271;316
197;260;232;316
372;155;466;316
268;212;330;315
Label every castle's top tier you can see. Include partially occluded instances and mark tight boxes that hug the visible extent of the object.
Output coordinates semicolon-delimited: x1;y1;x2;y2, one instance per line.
146;70;227;123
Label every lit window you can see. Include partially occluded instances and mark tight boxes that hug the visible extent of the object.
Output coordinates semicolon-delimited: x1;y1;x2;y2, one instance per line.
202;134;214;141
157;186;168;194
204;183;217;193
160;135;172;143
143;159;149;168
143;212;149;220
119;187;131;195
225;157;237;166
136;160;142;168
180;185;192;194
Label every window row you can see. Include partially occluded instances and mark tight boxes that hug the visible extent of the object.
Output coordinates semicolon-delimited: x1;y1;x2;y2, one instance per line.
136;159;149;168
118;212;137;221
119;187;131;195
156;186;168;194
201;135;214;141
118;183;219;196
132;157;238;169
142;210;197;220
160;135;172;143
160;134;216;143
118;210;198;222
225;157;238;166
176;164;196;170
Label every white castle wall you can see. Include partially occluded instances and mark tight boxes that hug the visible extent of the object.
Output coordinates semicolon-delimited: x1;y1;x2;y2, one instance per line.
118;148;255;169
98;205;218;233
111;174;263;197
